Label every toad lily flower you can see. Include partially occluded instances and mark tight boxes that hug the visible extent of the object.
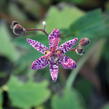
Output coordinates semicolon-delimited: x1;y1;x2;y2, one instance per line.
26;29;78;81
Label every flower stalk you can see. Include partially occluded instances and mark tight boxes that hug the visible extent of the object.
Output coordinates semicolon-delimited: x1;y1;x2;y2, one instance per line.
11;21;48;36
26;28;48;36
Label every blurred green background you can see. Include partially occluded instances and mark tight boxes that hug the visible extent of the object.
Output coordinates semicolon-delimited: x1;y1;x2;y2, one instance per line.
0;0;109;109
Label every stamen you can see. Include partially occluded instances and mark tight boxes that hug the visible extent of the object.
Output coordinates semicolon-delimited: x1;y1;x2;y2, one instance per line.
56;50;62;55
44;50;51;55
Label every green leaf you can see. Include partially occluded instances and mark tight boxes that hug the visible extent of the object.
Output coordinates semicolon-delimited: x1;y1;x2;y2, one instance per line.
40;6;84;32
9;3;27;20
0;90;2;109
75;78;93;102
0;23;20;61
52;88;84;109
7;76;50;109
102;104;109;109
60;9;109;62
69;9;109;39
60;9;109;50
61;0;86;4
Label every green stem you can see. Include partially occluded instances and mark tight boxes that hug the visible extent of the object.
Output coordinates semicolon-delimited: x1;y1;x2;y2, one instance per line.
26;28;49;36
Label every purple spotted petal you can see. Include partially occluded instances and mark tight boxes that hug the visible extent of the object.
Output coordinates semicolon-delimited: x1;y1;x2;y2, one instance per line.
49;63;59;81
59;38;78;53
32;56;48;70
61;56;77;69
48;29;60;52
26;38;48;54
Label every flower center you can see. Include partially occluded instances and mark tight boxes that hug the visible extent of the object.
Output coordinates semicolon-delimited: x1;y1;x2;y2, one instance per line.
45;49;62;55
44;49;62;64
49;55;59;64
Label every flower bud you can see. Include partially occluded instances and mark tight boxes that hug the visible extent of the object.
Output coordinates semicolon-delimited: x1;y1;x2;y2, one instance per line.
75;46;85;55
12;24;26;36
79;37;90;46
10;21;18;29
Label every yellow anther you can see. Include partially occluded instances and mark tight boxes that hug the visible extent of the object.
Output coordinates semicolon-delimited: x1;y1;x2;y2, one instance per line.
44;50;51;55
56;50;61;54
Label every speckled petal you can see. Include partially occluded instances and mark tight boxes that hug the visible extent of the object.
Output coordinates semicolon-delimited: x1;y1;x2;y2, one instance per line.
32;56;48;70
26;38;48;54
59;38;78;53
49;63;59;81
48;29;60;52
61;56;77;69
